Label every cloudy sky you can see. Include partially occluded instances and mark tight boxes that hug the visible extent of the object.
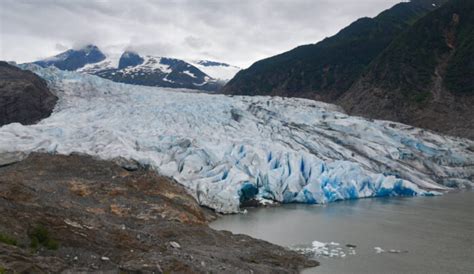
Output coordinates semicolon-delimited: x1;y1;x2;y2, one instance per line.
1;0;401;68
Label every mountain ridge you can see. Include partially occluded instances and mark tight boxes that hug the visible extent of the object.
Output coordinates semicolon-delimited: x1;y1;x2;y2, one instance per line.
339;0;474;139
30;45;240;91
222;0;447;100
222;0;474;139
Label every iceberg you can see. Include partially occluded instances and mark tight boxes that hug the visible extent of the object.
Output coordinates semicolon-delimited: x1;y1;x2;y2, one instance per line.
0;65;473;213
291;241;355;259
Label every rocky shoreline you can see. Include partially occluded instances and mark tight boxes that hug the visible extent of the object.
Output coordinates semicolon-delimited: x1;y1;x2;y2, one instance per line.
0;153;318;273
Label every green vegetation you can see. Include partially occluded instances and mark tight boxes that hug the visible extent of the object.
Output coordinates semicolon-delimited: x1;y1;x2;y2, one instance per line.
28;225;59;250
366;0;473;96
225;0;474;105
445;6;474;94
0;232;17;246
411;92;432;104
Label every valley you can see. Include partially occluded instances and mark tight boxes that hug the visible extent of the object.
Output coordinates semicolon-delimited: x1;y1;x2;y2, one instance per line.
1;0;473;273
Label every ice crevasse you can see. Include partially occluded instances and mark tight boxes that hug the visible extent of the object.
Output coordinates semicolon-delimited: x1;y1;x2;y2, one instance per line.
0;65;473;213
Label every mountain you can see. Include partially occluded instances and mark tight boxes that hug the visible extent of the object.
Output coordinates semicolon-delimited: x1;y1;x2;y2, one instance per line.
223;0;447;100
339;0;474;139
0;61;57;126
34;45;106;71
32;45;240;91
222;0;474;139
78;51;222;91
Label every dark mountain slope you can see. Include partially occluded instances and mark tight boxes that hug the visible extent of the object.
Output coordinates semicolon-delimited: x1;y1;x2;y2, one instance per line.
339;0;474;139
118;51;144;69
223;0;446;100
0;62;57;126
34;45;106;71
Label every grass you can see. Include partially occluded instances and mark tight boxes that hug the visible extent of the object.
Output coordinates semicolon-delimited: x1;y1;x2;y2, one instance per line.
411;92;431;104
28;225;59;250
0;232;17;246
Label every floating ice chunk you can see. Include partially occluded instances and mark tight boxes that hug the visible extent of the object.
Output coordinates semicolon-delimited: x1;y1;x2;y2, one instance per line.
374;247;407;254
256;197;274;206
374;247;385;254
293;240;356;259
312;241;327;248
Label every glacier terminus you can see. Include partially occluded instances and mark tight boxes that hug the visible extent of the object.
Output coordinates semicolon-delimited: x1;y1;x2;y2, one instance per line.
0;65;473;213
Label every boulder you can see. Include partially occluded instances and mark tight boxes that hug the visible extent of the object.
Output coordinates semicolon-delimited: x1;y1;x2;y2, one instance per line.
0;61;57;126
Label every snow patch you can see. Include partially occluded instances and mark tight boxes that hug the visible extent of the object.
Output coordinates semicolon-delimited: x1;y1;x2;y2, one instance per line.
182;70;197;78
187;60;240;81
78;53;121;73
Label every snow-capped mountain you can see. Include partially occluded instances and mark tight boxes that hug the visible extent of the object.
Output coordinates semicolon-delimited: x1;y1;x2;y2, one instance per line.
2;64;473;213
34;45;106;71
31;45;240;91
79;52;221;91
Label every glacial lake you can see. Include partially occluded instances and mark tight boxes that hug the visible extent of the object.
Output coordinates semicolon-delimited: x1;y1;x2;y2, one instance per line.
210;191;474;273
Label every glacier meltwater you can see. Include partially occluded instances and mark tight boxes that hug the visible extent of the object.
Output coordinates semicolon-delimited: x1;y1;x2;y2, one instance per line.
1;65;473;213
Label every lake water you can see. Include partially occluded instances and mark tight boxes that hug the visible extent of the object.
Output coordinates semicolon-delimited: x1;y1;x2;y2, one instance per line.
210;191;474;273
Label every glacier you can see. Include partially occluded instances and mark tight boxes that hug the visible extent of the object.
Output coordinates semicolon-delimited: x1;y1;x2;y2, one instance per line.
0;65;473;213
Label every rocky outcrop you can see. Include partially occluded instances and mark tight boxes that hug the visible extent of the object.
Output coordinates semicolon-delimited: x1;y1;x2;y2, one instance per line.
118;51;145;69
0;153;317;273
0;62;57;126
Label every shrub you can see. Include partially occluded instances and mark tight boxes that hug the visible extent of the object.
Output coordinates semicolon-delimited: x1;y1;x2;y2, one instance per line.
0;232;17;246
28;225;59;250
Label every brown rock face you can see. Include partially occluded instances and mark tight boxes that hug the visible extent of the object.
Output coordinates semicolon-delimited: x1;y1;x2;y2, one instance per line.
0;62;57;126
0;153;317;273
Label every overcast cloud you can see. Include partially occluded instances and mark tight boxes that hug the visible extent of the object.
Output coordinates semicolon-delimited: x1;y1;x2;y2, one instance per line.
0;0;400;68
